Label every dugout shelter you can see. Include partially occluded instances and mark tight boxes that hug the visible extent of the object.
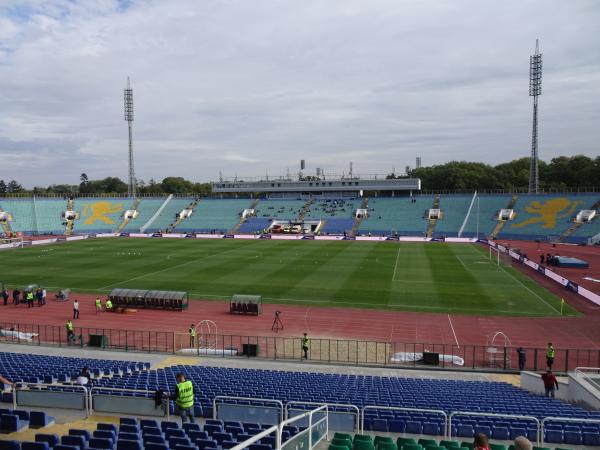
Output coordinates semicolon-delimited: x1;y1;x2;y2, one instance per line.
108;288;188;311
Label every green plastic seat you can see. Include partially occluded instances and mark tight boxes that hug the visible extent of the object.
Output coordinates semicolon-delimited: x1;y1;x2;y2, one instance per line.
354;441;375;450
355;435;373;442
555;448;574;450
397;438;417;446
418;440;437;448
331;440;351;450
374;437;394;445
401;445;423;450
532;447;551;450
335;433;353;442
439;441;460;449
377;442;398;450
333;438;352;445
425;447;445;450
460;443;474;450
330;444;350;450
490;445;507;450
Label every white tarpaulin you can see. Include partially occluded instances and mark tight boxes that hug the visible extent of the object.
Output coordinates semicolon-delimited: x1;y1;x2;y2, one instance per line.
0;328;39;342
390;352;465;366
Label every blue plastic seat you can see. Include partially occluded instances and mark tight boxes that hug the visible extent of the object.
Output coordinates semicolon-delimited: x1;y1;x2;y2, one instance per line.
187;431;208;441
88;438;114;450
194;439;217;450
221;441;238;449
174;445;197;450
120;419;137;427
182;423;201;434
213;432;232;444
69;430;91;441
30;412;52;428
583;432;600;446
93;431;116;442
456;424;474;438
22;442;48;450
564;431;582;445
203;424;222;436
405;421;422;434
165;429;186;439
116;440;142;450
0;414;23;433
144;444;168;450
52;445;78;450
35;435;60;447
168;438;191;448
160;422;180;432
61;436;86;450
545;429;563;443
0;441;21;450
119;426;139;435
97;424;118;434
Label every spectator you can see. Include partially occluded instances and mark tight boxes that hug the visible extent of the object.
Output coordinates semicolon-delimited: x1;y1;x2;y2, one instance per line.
546;342;555;369
0;374;15;390
541;370;559;398
2;288;8;306
516;347;526;371
76;367;92;386
73;299;80;319
513;436;532;450
473;433;490;450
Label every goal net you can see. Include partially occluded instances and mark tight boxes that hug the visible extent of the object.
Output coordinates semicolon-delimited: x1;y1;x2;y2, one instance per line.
489;246;512;267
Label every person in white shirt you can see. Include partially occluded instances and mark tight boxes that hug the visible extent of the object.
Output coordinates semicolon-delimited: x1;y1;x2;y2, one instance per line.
42;289;47;305
73;299;80;319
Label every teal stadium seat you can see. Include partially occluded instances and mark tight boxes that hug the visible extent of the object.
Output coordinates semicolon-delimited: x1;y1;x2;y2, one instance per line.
460;195;512;238
146;199;193;232
71;198;130;233
122;199;165;232
434;196;473;237
499;194;600;241
359;197;432;236
254;199;307;220
0;199;36;233
34;200;67;234
177;199;252;233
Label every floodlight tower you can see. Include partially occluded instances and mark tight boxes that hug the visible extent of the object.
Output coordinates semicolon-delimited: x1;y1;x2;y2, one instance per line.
528;39;543;194
124;77;136;198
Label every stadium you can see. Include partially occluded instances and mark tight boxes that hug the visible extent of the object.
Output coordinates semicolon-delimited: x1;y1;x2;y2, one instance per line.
2;2;600;450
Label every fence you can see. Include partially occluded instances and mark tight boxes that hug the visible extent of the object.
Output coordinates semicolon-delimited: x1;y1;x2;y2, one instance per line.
2;322;600;373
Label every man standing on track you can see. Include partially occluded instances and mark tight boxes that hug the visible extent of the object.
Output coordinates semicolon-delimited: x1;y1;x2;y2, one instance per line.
516;347;526;371
66;319;75;343
302;333;310;360
2;288;8;306
73;299;80;319
95;297;102;314
546;342;555;370
189;324;196;348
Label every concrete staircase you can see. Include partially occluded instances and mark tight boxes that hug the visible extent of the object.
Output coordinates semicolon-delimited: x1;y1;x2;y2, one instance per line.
558;198;600;242
350;197;369;236
230;198;261;233
167;198;199;233
65;198;74;236
426;194;440;238
298;197;315;221
116;198;141;232
489;194;519;239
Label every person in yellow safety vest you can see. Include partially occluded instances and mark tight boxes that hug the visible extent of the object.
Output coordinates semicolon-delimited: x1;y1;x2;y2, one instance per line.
66;319;75;343
546;342;555;370
302;333;310;360
189;324;196;347
95;298;102;314
105;298;113;312
26;291;34;309
172;373;195;423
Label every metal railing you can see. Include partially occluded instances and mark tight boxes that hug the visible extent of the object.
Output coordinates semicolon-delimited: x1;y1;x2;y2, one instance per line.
449;411;540;445
362;406;447;434
573;367;600;392
213;395;284;423
230;425;279;450
2;321;600;373
14;383;90;417
540;417;600;446
286;401;360;433
277;405;328;450
89;386;169;418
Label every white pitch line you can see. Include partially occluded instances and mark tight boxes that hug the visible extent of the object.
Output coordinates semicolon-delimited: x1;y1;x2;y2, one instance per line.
99;245;247;290
467;244;559;314
392;246;401;281
455;254;471;272
447;314;460;348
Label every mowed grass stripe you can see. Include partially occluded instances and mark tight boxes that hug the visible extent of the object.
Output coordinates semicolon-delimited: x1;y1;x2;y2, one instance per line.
0;239;579;317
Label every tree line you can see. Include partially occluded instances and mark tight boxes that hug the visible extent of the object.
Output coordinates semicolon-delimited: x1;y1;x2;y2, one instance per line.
0;155;598;195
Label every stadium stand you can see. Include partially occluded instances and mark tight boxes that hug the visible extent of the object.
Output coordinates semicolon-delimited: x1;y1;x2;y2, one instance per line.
145;199;193;233
358;197;432;236
71;199;129;234
33;200;67;235
433;196;472;237
254;200;307;220
237;218;272;233
0;199;36;234
176;199;252;233
460;195;512;238
304;199;361;220
122;199;165;232
321;218;355;235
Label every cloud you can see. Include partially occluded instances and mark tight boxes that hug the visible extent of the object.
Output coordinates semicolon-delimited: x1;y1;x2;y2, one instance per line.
0;0;599;187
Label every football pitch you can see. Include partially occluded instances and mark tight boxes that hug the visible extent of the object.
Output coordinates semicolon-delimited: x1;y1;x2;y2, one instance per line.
0;238;576;317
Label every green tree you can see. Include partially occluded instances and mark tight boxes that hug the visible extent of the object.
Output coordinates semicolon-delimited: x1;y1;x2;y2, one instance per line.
6;180;23;193
160;177;194;194
0;180;6;194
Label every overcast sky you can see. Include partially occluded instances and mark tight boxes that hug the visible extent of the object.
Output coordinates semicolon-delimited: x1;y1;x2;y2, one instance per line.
1;0;599;187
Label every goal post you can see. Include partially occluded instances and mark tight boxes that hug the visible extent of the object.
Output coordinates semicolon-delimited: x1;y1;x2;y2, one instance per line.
489;245;512;267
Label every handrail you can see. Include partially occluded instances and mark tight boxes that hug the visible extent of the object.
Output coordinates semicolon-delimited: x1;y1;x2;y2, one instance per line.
277;405;328;450
229;425;278;450
449;411;540;445
362;405;447;435
285;401;360;433
15;382;89;417
540;416;600;446
89;386;168;418
213;395;284;423
573;367;600;391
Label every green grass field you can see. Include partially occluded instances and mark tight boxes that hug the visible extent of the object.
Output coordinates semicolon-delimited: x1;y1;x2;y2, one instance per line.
0;238;577;316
